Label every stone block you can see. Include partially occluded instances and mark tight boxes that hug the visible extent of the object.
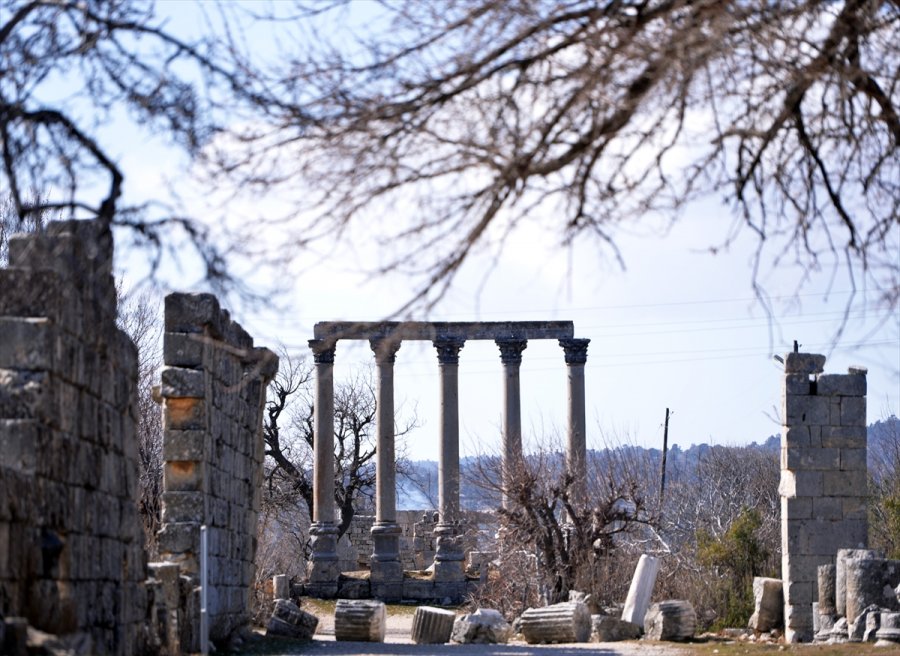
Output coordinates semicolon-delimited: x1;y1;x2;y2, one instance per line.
779;470;823;498
0;318;53;370
164;332;206;368
784;374;811;395
162;429;206;461
837;549;883;617
0;419;38;475
643;600;696;642
821;426;866;449
782;496;812;520
334;599;386;642
840;448;867;472
748;577;783;632
785;394;829;425
783;425;809;447
783;446;840;471
520;602;591;644
785;353;826;375
164;460;205;492
451;608;511;644
817;373;867;397
163;397;206;430
164;293;222;335
266;599;318;640
823;470;867;496
0;369;50;420
784;580;815;606
818;564;837;615
161;367;205;399
842;496;868;521
812;497;843;521
841;397;866;427
591;615;641;642
162;491;205;523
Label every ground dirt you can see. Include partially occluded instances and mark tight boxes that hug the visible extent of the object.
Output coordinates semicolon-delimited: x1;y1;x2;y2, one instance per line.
240;599;900;655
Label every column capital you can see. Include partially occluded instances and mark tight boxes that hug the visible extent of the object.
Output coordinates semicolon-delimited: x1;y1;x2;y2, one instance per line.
309;339;336;364
559;337;590;365
369;337;402;364
434;337;465;365
496;338;528;365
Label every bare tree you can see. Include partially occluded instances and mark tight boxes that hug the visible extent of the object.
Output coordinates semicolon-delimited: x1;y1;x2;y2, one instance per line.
0;0;268;289
263;353;419;542
467;433;655;614
117;288;164;557
211;0;899;312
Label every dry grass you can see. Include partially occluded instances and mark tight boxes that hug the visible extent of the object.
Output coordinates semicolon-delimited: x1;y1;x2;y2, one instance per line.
679;642;900;655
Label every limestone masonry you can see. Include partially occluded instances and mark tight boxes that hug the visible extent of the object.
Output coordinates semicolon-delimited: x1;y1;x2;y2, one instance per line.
779;351;867;642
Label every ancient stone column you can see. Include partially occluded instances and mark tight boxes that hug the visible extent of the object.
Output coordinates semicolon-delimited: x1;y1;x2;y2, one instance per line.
411;606;456;644
520;601;592;644
432;337;466;586
621;554;660;625
306;339;339;595
559;338;590;506
334;599;387;642
369;338;403;600
496;338;527;508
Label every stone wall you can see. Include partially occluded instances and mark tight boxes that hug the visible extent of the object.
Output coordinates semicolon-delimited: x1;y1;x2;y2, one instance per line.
156;293;277;648
0;221;148;654
779;352;867;642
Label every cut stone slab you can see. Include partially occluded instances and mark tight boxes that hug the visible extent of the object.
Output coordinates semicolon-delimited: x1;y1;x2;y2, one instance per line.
451;608;512;644
621;554;660;625
411;606;456;644
520;601;591;644
334;599;386;642
591;615;641;642
266;599;318;641
644;600;696;642
748;577;783;632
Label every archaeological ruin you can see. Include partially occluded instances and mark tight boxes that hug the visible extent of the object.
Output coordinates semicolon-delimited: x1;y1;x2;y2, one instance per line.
305;321;590;602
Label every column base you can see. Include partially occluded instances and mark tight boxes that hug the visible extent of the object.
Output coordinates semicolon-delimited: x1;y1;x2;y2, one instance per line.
307;522;340;597
432;523;465;583
371;522;403;601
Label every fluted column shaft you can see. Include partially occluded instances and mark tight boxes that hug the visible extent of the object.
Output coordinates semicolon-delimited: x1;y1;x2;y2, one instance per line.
497;339;527;508
560;338;590;506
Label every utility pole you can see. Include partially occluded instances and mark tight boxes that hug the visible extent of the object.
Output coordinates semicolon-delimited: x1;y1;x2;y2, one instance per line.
659;408;670;508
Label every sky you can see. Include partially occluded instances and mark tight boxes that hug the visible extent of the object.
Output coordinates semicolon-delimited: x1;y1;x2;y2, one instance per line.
60;2;900;461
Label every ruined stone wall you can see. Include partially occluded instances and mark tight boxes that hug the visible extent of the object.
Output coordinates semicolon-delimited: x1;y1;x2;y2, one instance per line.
157;293;276;647
0;221;147;654
779;352;867;642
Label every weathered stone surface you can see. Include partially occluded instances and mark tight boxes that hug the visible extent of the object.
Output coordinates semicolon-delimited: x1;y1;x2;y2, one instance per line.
451;608;512;644
273;575;289;600
334;600;386;642
875;611;900;643
411;606;456;644
848;604;880;642
846;558;900;622
837;549;882;617
621;554;659;626
784;352;826;375
748;577;783;632
591;615;641;642
266;599;318;640
818;564;837;615
643;600;696;642
520;601;591;644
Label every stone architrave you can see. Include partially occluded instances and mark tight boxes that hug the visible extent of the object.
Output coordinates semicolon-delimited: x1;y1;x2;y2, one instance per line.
643;600;696;642
334;600;387;642
621;554;660;626
307;339;340;594
369;338;403;600
411;606;456;644
432;337;466;585
748;577;783;632
496;338;527;508
559;338;589;506
520;601;592;644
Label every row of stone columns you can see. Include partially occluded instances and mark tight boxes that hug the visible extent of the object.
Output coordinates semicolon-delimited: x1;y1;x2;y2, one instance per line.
306;335;590;599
